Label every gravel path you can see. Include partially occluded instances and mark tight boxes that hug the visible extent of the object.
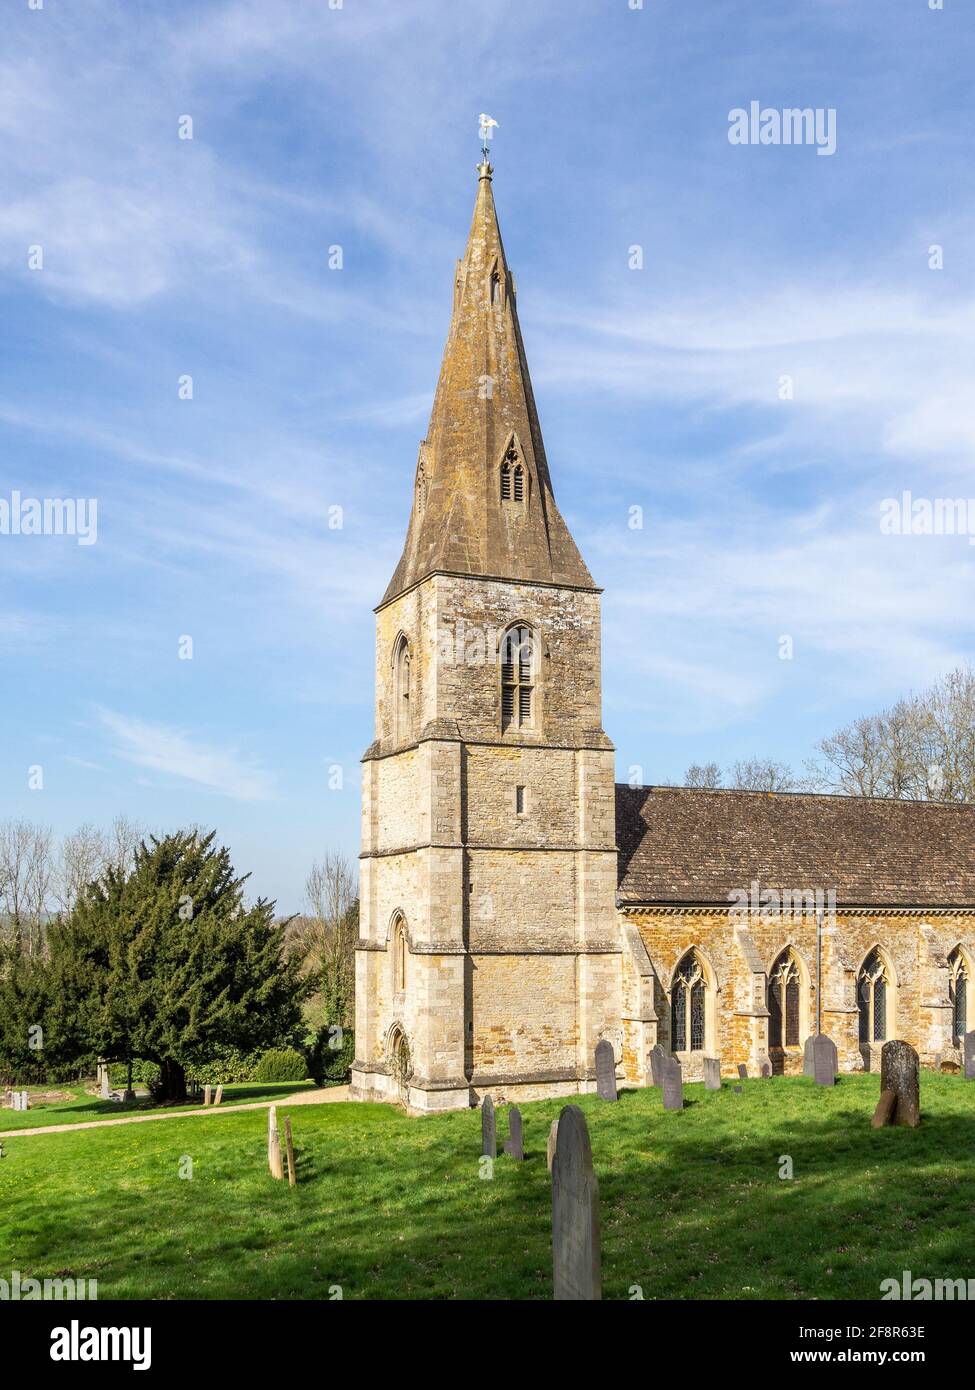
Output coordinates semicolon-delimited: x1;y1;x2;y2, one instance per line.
0;1085;350;1139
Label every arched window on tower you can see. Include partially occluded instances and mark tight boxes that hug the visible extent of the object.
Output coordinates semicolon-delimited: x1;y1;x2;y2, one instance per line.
671;949;709;1054
768;948;803;1049
393;635;411;742
858;948;892;1044
500;624;535;731
948;947;971;1044
392;914;408;995
500;443;524;505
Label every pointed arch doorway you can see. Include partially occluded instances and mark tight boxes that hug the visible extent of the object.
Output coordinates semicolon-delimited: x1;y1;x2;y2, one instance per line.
388;1025;412;1107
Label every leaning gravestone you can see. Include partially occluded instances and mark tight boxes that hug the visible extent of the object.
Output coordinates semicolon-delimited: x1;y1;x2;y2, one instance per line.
594;1039;618;1101
481;1094;496;1159
965;1030;975;1081
872;1090;897;1128
213;1084;223;1107
649;1044;666;1087
812;1035;838;1087
880;1040;920;1128
737;1063;748;1080
662;1055;684;1111
503;1105;524;1161
703;1057;721;1091
546;1118;559;1172
552;1105;601;1300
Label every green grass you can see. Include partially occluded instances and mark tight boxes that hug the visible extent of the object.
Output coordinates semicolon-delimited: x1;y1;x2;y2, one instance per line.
1;1073;973;1300
0;1080;320;1130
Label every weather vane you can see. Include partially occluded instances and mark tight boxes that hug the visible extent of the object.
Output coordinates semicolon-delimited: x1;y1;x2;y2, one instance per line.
478;113;499;163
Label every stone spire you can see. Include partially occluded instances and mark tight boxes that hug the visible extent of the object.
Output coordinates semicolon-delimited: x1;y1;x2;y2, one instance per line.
379;159;596;608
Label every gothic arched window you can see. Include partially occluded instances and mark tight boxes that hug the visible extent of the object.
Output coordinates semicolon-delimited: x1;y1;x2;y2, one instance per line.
768;949;803;1049
500;443;524;504
500;624;534;731
671;950;709;1053
393;635;411;742
392;915;408;995
858;948;892;1044
948;948;970;1044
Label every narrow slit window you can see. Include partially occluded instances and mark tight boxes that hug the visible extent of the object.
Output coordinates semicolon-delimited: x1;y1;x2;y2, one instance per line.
513;465;524;502
500;463;512;500
515;785;526;815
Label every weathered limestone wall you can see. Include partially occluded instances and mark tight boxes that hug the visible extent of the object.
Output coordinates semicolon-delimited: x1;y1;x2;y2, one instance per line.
620;906;975;1080
352;570;623;1114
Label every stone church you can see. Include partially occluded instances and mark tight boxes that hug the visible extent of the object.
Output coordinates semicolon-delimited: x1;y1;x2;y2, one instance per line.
350;159;975;1113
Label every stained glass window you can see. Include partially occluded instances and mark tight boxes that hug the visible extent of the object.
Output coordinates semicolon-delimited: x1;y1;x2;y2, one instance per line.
768;979;783;1048
785;977;800;1047
949;949;969;1044
690;981;705;1051
672;951;707;1053
672;986;686;1053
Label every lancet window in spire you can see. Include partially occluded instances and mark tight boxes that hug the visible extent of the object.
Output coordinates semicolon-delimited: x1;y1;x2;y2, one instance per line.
500;443;524;506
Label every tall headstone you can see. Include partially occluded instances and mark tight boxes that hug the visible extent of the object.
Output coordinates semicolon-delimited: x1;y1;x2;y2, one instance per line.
284;1116;297;1188
803;1036;816;1078
594;1039;618;1101
737;1062;748;1080
213;1084;224;1107
965;1030;975;1081
503;1106;524;1160
812;1035;838;1087
649;1044;666;1087
703;1057;721;1091
481;1094;496;1159
880;1040;920;1128
546;1118;559;1173
203;1084;212;1107
99;1066;110;1101
662;1055;684;1111
551;1105;601;1301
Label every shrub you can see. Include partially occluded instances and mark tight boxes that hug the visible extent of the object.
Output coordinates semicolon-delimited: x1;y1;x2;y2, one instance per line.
252;1047;307;1083
108;1060;161;1089
186;1047;262;1086
303;1025;354;1084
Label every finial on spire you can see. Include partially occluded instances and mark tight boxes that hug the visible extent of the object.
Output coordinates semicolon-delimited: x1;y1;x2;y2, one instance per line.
477;113;499;178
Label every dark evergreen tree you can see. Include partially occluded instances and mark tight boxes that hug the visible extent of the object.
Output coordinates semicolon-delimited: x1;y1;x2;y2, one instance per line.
48;830;308;1101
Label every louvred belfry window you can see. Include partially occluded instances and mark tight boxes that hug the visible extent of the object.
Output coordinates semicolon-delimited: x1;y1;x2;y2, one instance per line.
501;625;534;731
500;443;524;504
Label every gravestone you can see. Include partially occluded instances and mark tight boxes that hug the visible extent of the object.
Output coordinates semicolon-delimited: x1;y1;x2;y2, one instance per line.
812;1035;838;1087
99;1068;110;1101
503;1105;524;1161
703;1057;721;1091
965;1030;975;1081
213;1084;223;1107
803;1036;816;1078
737;1063;748;1080
872;1090;897;1128
546;1118;559;1172
649;1044;666;1087
594;1039;618;1101
733;1085;743;1095
662;1055;684;1111
551;1105;601;1300
759;1059;772;1079
203;1084;212;1108
880;1040;920;1128
481;1095;496;1159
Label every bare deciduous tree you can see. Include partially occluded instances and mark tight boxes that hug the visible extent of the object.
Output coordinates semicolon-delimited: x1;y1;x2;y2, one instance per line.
304;852;358;1028
684;762;723;789
0;820;54;956
729;758;798;793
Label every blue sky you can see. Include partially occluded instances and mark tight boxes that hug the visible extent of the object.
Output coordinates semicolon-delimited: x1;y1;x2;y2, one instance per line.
2;0;973;912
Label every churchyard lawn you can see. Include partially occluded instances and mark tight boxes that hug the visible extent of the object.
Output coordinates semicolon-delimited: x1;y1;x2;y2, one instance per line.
1;1074;972;1300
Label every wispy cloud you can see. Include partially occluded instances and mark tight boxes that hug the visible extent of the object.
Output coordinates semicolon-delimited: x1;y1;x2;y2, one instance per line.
96;707;275;802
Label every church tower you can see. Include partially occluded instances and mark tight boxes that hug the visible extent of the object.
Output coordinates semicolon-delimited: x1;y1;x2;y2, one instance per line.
350;155;621;1112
